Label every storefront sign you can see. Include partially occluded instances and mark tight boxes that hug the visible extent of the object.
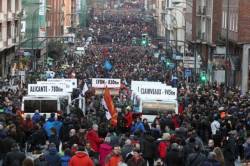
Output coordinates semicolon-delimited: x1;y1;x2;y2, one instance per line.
28;84;67;96
92;78;121;88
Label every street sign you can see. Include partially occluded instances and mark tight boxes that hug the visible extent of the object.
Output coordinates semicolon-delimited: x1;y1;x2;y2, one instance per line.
184;64;201;69
183;56;202;68
185;69;192;77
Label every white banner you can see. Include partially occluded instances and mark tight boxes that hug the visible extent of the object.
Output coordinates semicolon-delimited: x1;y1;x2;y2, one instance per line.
131;81;177;100
92;78;121;88
47;79;77;89
28;84;67;96
131;81;166;92
37;81;72;93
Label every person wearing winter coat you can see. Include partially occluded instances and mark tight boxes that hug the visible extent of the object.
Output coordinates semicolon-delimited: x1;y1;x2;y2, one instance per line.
43;113;62;138
158;133;171;160
121;139;133;160
140;132;156;166
4;143;25;166
32;110;41;123
86;124;103;152
131;118;146;134
202;152;221;166
105;145;122;166
223;131;238;166
69;145;94;166
99;137;113;166
166;143;184;166
186;144;206;166
126;148;146;166
60;148;72;166
44;143;61;166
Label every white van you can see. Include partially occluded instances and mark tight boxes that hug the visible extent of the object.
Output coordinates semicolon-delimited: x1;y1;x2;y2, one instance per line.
132;94;178;123
21;95;70;118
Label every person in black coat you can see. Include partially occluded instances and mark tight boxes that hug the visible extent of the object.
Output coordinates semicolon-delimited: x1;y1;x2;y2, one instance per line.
202;152;221;166
186;144;206;166
140;132;156;166
3;143;25;166
166;143;184;166
223;132;238;166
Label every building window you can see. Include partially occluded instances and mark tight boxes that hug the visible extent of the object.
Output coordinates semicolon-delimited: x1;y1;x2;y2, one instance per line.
7;21;11;38
162;0;165;10
15;0;19;11
7;0;11;12
235;14;238;32
15;21;18;36
222;11;225;28
0;0;2;12
224;11;227;29
232;13;235;31
230;13;233;31
0;23;2;41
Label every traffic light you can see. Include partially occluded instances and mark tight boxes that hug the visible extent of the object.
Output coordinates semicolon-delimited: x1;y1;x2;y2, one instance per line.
132;37;137;45
141;33;148;46
164;58;171;69
200;71;207;83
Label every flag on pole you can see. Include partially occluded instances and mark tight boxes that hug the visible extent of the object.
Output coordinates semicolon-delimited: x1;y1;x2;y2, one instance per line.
104;59;113;71
82;83;88;96
103;87;117;127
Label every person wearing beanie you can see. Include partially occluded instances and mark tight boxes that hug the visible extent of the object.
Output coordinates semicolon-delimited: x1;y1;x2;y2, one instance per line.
44;143;61;166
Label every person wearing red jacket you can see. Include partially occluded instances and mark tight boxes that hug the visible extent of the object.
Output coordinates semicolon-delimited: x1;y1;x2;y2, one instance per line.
86;124;103;152
69;145;94;166
124;107;133;128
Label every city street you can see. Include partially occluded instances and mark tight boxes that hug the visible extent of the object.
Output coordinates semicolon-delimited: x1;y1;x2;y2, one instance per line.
0;0;250;166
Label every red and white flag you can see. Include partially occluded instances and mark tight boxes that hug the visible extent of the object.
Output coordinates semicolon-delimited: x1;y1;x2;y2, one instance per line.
103;87;117;127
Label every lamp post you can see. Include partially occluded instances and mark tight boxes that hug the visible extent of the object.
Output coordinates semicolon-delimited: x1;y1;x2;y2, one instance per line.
31;3;42;71
166;7;186;62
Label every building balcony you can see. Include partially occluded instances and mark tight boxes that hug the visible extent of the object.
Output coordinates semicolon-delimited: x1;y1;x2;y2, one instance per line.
0;13;7;22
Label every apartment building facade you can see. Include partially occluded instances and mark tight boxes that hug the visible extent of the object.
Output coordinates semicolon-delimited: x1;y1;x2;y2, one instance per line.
0;0;22;77
47;0;64;36
219;0;250;93
186;0;222;72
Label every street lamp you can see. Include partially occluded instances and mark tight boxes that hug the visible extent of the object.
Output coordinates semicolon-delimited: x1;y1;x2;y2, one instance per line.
31;3;51;71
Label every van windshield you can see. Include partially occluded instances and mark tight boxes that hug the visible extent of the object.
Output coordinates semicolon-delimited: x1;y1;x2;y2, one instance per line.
142;102;176;115
24;100;57;113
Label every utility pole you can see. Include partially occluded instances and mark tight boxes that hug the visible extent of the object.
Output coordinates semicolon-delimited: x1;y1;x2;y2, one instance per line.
225;0;230;86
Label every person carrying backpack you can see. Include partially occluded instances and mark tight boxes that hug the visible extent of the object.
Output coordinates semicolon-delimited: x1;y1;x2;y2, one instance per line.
157;133;171;161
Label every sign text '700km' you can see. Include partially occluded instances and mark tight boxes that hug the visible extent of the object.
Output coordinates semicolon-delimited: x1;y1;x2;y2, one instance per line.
29;85;64;93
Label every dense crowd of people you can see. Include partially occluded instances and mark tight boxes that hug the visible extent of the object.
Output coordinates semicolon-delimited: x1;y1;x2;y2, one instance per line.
1;3;250;166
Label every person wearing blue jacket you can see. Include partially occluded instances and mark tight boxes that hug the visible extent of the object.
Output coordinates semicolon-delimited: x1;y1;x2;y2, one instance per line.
60;148;72;166
32;110;41;123
131;117;146;134
43;113;62;138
